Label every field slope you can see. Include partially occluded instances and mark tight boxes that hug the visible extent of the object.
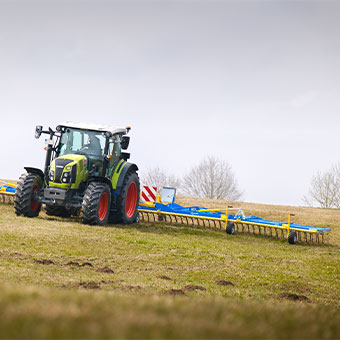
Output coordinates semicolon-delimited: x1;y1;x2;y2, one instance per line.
0;198;339;339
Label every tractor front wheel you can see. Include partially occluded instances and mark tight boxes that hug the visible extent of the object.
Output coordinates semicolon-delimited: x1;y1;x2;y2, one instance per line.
82;182;111;226
14;172;42;217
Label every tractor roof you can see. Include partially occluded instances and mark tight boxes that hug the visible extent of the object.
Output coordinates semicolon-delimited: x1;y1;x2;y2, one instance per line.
57;121;128;135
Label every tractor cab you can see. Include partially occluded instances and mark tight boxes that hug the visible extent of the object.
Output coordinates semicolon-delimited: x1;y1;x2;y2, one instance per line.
44;122;129;190
53;125;121;181
59;128;105;161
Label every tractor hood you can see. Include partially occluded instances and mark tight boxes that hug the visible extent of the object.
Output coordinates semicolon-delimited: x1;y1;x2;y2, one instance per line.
48;154;88;189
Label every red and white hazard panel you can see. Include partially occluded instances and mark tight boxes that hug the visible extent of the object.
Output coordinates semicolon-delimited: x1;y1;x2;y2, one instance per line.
141;186;157;202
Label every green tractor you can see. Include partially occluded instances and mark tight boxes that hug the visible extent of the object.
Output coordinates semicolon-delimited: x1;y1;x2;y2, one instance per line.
14;122;140;225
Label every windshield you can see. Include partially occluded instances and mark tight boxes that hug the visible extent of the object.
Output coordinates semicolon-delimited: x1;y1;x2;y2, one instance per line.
58;128;106;159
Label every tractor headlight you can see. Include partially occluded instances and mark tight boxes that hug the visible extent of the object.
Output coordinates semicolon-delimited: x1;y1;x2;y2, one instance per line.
62;171;71;183
49;170;55;181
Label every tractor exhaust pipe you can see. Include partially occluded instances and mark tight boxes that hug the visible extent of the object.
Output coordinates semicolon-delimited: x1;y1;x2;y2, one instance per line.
35;126;55;183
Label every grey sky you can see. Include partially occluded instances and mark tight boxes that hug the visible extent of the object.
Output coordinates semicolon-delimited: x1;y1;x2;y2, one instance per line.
0;0;339;205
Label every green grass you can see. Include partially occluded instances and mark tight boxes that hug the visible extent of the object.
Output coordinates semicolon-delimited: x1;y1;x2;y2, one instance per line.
0;201;339;339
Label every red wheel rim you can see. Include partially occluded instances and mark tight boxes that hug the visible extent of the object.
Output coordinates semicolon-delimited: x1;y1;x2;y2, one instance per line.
98;192;109;221
31;183;40;212
125;182;137;218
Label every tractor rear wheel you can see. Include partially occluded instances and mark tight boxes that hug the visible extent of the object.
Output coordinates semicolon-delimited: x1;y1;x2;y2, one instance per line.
109;171;139;224
45;205;74;218
82;182;111;225
14;172;42;217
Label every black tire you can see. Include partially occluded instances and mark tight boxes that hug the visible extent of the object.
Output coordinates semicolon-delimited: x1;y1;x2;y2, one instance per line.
226;222;235;235
14;172;42;217
82;182;111;226
288;230;297;245
109;171;140;224
45;205;73;218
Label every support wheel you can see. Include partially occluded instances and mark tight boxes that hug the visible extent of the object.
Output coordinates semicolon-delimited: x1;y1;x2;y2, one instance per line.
288;230;297;245
226;222;235;235
82;182;111;226
14;172;42;217
110;171;140;224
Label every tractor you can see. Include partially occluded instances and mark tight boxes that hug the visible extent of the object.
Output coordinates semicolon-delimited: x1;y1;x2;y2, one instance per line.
14;122;140;225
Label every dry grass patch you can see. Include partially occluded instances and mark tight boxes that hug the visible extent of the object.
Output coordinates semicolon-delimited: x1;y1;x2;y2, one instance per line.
0;197;339;339
0;283;339;339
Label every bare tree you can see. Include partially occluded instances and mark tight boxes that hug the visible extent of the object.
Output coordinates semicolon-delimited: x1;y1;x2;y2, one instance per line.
332;162;340;208
182;156;243;200
303;163;340;208
141;166;181;192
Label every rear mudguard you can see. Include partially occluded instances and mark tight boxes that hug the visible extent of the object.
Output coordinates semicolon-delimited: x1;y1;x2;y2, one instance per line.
110;161;138;213
115;162;138;193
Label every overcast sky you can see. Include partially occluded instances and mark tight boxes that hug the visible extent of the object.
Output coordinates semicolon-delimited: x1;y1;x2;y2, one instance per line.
0;0;339;206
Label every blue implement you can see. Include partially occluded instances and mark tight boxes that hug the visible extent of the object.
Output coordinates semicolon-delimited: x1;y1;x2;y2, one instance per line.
0;184;16;194
0;183;16;203
138;202;331;243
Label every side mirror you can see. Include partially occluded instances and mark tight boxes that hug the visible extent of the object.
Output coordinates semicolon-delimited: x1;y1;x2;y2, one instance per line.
121;136;130;150
35;125;43;139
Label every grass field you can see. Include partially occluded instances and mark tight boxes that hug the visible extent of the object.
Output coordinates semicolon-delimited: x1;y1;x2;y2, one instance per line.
0;197;339;339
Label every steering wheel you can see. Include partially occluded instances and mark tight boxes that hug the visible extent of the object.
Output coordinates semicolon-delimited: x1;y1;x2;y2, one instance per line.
80;144;90;151
74;149;88;156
